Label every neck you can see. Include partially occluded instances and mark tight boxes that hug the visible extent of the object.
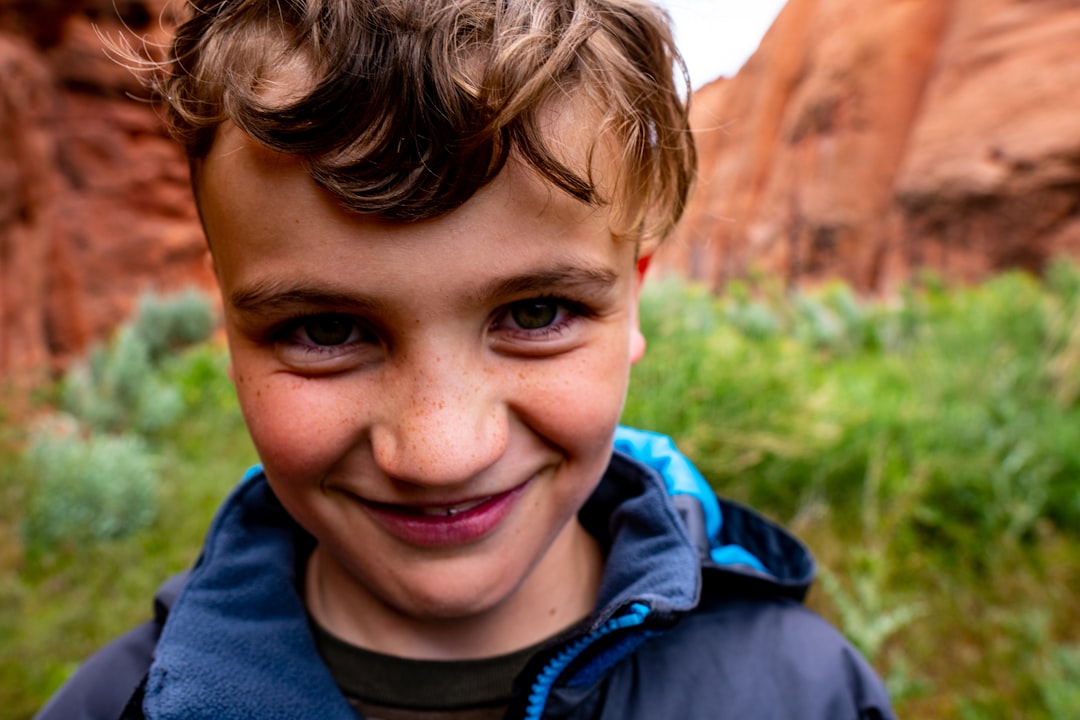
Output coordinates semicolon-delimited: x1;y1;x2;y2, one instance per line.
305;520;604;660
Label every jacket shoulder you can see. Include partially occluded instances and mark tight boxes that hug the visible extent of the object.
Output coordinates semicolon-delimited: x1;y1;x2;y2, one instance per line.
611;592;895;720
33;572;189;720
33;621;158;720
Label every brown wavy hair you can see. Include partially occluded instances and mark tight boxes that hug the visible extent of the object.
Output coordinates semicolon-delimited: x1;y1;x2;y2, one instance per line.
153;0;695;245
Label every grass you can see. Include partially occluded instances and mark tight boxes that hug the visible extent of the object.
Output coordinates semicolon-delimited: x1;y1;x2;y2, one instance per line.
3;268;1080;718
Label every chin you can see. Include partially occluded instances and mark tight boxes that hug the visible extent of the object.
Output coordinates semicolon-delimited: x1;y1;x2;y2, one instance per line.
388;569;522;622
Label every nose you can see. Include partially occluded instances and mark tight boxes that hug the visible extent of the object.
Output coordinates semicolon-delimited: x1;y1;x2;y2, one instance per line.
370;350;508;487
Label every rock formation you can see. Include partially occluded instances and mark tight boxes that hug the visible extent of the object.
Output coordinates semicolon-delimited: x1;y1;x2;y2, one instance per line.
3;0;1080;382
0;0;210;386
659;0;1080;292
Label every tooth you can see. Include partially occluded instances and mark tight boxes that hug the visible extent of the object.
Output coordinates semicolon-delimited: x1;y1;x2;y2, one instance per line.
454;498;487;513
417;498;487;517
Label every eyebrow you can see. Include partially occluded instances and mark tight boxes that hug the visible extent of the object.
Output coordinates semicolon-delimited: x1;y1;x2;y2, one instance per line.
230;280;383;315
478;264;619;302
229;263;620;316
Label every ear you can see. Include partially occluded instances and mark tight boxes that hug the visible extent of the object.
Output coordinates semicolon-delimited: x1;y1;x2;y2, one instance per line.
628;254;650;364
203;246;214;272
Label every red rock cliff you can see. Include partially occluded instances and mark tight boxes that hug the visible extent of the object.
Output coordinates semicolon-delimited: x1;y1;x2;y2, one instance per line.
660;0;1080;292
0;0;210;386
3;0;1080;382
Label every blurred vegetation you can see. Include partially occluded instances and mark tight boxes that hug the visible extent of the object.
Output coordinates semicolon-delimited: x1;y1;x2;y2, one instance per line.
3;267;1080;717
622;262;1080;718
0;289;253;717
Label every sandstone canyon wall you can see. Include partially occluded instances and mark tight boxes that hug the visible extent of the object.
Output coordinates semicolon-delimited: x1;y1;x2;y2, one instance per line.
3;0;1080;383
0;0;210;386
660;0;1080;293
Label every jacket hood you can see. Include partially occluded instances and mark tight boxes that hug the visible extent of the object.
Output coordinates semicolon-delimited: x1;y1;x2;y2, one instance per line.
612;426;815;600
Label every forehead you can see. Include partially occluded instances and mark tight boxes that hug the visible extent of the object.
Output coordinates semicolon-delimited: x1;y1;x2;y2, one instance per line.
198;123;635;302
198;119;609;232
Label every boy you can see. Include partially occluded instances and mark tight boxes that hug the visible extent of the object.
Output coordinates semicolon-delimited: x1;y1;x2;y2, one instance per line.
38;0;895;718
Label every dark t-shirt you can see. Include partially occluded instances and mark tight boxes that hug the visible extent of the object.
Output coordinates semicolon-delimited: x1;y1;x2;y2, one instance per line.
309;617;546;720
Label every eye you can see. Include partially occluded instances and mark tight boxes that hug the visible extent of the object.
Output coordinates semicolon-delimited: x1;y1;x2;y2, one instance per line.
508;299;560;330
491;296;593;350
301;315;357;346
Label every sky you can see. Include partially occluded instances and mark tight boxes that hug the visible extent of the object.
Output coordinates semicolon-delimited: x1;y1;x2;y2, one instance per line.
655;0;789;88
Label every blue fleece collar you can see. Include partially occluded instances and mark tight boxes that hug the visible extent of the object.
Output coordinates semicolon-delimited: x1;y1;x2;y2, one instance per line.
143;477;354;720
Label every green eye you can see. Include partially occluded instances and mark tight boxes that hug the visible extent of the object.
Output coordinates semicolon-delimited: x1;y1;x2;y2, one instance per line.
510;300;559;330
303;316;354;346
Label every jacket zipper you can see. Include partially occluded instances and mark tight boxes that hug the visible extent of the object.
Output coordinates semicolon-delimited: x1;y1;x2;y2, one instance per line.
522;602;651;720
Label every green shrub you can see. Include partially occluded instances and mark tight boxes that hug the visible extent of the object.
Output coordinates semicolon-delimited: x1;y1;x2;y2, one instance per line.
22;428;159;554
30;289;219;554
59;289;215;436
133;287;216;363
626;271;1080;540
60;327;183;436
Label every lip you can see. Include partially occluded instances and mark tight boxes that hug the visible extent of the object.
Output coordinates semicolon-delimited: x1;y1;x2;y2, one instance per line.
360;481;531;548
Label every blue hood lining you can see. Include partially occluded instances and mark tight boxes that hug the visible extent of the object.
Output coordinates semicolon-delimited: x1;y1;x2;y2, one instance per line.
614;426;768;574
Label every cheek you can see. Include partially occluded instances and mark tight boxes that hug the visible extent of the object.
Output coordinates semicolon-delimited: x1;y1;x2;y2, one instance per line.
233;371;353;482
521;337;632;458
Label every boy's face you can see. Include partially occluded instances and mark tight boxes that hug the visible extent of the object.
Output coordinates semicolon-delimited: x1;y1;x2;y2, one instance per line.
200;124;646;654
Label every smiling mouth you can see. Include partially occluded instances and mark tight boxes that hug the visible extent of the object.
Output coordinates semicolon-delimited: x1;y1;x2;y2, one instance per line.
358;481;531;547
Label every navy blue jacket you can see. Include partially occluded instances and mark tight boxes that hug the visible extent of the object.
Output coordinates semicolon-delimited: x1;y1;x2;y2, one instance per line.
35;428;895;720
